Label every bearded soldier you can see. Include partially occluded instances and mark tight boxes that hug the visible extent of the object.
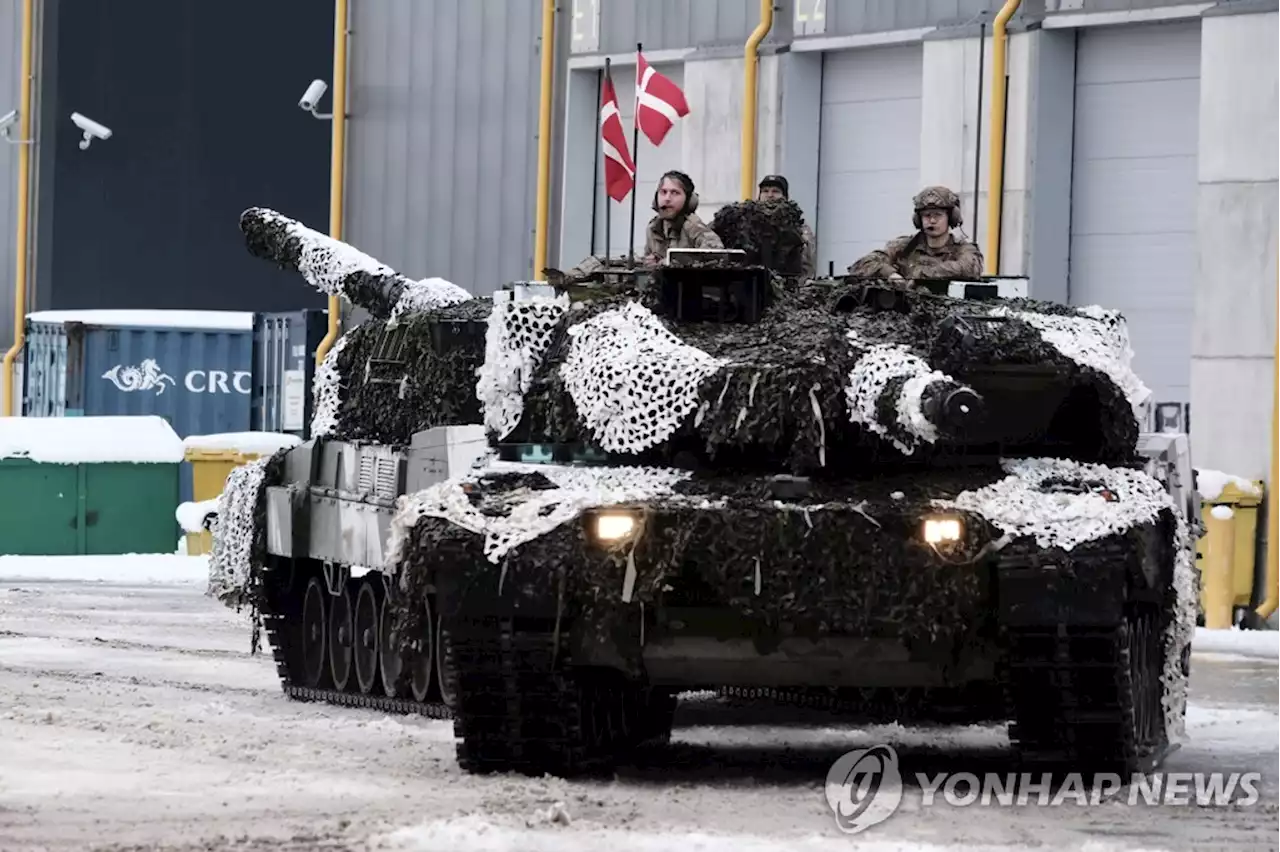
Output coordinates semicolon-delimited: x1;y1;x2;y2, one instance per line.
847;186;984;281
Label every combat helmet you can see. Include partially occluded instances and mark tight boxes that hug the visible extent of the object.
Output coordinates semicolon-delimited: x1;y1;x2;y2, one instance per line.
912;185;962;230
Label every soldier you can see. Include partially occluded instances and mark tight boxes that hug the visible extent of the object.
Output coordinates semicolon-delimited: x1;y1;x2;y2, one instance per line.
847;186;984;281
642;170;723;265
757;174;817;277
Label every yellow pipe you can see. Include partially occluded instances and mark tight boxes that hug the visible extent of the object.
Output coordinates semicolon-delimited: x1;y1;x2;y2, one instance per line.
532;0;555;279
739;0;774;200
984;0;1022;276
316;0;350;368
1256;270;1279;620
1;0;35;417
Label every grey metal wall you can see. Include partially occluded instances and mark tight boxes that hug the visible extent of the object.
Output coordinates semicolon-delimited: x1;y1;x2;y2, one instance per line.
0;0;23;353
344;0;548;296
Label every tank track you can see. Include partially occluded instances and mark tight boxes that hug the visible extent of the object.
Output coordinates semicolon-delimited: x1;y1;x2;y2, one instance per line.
1000;604;1176;775
256;561;455;721
446;615;677;777
713;682;1005;724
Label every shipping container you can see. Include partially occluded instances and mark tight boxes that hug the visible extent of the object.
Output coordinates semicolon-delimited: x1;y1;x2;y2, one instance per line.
253;309;327;439
22;309;257;502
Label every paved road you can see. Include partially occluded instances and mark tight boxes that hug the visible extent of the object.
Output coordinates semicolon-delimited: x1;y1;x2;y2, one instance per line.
0;575;1275;851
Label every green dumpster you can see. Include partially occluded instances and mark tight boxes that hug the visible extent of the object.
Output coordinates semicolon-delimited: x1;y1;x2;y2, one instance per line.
0;415;184;555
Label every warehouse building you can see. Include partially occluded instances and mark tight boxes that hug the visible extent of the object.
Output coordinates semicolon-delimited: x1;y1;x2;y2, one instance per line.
1;0;1276;484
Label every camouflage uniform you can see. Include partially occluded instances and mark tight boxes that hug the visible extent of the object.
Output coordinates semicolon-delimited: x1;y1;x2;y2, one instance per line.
800;221;817;278
644;211;723;261
847;186;984;281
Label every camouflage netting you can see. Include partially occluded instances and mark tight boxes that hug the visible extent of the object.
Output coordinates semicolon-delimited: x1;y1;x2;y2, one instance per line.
207;449;290;617
507;279;1150;473
240;207;471;322
710;199;808;274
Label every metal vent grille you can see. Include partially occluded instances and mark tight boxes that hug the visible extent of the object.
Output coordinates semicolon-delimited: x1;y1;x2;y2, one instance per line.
375;457;399;499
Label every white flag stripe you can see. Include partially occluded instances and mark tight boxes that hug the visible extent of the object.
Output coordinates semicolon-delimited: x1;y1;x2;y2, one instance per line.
601;140;634;177
636;66;683;124
600;100;621;124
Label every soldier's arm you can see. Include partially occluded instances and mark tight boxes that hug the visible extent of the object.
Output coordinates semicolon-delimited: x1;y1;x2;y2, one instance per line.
801;224;817;277
689;221;724;249
847;236;910;278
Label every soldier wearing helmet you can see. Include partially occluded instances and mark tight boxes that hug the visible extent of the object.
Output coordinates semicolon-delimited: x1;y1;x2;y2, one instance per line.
847;186;984;282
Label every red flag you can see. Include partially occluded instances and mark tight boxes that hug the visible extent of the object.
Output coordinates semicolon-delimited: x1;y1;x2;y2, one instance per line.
635;51;689;146
599;69;635;202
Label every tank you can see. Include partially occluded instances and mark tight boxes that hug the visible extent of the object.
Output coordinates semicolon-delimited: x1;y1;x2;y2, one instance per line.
210;205;1202;778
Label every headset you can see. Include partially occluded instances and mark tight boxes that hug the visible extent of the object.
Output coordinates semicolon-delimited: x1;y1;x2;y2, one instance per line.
913;201;963;231
653;170;699;216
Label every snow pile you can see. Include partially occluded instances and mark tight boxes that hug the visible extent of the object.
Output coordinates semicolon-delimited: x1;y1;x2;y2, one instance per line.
26;309;255;331
0;415;184;464
559;301;727;454
1195;468;1262;502
389;460;691;565
1193;626;1279;660
386;276;473;325
310;333;350;438
0;554;210;584
988;304;1151;422
844;340;952;454
207;456;274;604
946;456;1197;740
175;499;220;534
475;290;570;439
182;432;302;455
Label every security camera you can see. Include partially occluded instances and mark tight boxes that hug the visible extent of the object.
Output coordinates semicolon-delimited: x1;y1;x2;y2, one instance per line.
0;110;16;134
71;112;112;150
298;79;331;118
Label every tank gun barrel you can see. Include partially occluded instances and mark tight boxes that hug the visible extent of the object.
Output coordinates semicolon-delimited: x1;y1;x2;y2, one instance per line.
920;380;986;437
239;207;469;320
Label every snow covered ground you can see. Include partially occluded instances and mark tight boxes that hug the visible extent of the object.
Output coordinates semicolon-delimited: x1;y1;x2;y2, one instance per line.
0;557;1276;852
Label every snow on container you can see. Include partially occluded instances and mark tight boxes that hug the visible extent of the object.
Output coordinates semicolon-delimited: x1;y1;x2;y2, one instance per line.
0;415;184;556
254;309;327;440
21;309;256;504
180;431;303;555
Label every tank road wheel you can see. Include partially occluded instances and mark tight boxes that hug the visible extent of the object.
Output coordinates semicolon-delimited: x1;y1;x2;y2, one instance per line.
299;577;329;688
353;581;381;695
328;585;355;691
409;597;436;703
379;593;406;698
434;603;457;709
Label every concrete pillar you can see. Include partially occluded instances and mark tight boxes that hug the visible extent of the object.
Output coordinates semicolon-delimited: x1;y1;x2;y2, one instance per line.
1191;8;1278;482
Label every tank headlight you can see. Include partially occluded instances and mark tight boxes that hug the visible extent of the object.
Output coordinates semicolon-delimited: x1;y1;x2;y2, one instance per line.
923;515;963;544
593;512;637;543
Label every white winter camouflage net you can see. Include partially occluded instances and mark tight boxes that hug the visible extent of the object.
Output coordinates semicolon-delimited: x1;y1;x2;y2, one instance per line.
988;304;1151;424
559;302;727;454
944;456;1196;740
475;292;570;439
207;455;273;605
388;460;694;567
310;333;350;438
844;338;955;454
386;276;472;325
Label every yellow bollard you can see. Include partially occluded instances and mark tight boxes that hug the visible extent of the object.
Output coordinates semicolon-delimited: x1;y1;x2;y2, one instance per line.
1201;504;1236;629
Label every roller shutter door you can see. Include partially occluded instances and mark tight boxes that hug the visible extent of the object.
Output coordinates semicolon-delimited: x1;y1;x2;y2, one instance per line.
1069;21;1201;407
815;44;924;275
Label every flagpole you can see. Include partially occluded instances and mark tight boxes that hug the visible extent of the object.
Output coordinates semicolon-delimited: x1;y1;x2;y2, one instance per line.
604;58;612;268
590;68;602;256
627;42;642;264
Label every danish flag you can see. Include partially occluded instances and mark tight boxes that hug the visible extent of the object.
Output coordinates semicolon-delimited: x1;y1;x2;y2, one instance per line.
599;68;635;202
635;51;688;146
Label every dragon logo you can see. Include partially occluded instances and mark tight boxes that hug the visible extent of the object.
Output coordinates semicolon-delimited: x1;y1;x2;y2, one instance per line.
102;359;176;395
825;744;904;834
